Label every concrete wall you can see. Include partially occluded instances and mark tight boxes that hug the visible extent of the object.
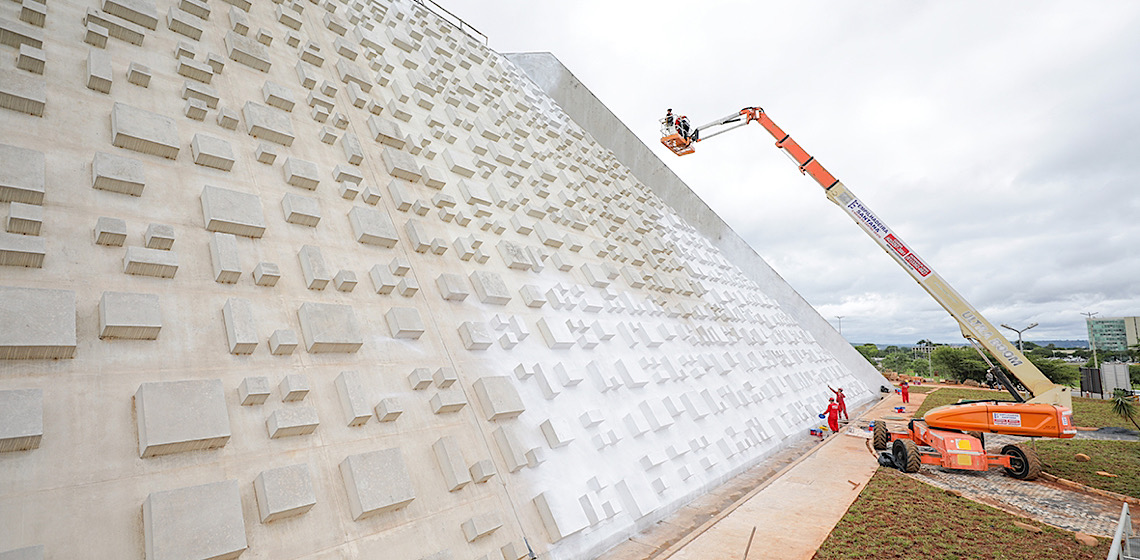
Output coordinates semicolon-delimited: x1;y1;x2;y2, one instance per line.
1;1;883;558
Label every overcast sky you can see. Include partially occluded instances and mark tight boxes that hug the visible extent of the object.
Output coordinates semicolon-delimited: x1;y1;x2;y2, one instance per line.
439;1;1140;345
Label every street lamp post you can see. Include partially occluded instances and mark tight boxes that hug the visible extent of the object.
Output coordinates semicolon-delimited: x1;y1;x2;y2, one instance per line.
835;316;844;336
999;322;1038;354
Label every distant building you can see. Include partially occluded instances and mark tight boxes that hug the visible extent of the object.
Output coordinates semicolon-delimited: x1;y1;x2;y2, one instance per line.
1086;316;1140;352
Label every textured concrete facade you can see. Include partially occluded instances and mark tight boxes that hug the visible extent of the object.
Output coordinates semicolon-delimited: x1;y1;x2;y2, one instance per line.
0;0;886;558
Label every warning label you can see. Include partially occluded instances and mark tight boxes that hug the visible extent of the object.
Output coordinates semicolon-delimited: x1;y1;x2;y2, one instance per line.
992;412;1022;427
885;234;909;257
904;254;932;277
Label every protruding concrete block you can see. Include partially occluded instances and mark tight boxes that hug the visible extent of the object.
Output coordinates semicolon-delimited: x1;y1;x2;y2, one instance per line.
408;368;433;390
222;298;257;354
0;69;45;117
341;133;364;165
348;206;399;247
385;307;425;339
436;273;469;301
369;265;398;295
492;425;528;473
99;291;161;340
86;49;112;94
0;231;45;268
1;144;45;204
458;321;493;350
201;185;266;238
266;406;319;438
520;285;547;308
0;287;75;359
533;490;589;543
262;81;295;112
127;62;150;86
94;217;127;246
432;436;471;492
111;103;180;159
473;376;525;421
282;193;320;227
135;379;230;457
375;398;402;422
429;389;467;414
209;232;241;284
540;418;575;448
238;376;270;405
16;44;45;75
340;448;416;520
122;246;178;277
91;151;145;197
6;202;42;236
0;388;43;452
469;459;496;484
255;143;276;164
433;367;458;389
243;101;295;146
469;270;511;305
144;223;175;250
333;270;357;292
335;371;371;426
280;374;309;401
298;245;330;290
225;30;270;72
283;157;320;190
102;0;159;30
191;134;235;171
255;463;316;523
298;302;363;353
381;148;422;182
217;107;239;130
537;317;576;349
184;97;208;120
268;329;297;356
461;512;502;542
253;262;280;287
367;116;405;148
143;480;247;560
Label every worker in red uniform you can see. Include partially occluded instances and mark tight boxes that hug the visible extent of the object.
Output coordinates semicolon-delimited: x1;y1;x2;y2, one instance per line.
823;398;840;433
827;385;848;420
900;381;910;404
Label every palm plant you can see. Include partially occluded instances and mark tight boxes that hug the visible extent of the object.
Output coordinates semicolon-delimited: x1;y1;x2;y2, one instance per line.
1111;388;1140;431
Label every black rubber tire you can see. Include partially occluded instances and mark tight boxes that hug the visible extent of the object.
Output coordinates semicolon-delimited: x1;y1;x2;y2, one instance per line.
1001;443;1041;480
873;422;889;450
892;439;921;473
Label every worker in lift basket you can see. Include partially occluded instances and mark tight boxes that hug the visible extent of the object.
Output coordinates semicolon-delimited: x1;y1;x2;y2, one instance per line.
677;115;691;140
664;108;674;128
821;398;840;433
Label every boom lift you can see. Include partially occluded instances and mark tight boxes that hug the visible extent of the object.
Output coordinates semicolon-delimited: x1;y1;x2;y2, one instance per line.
661;108;1075;479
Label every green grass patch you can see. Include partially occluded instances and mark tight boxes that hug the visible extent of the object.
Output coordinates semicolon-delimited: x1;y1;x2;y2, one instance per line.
813;468;1111;559
905;384;940;394
1032;439;1140;499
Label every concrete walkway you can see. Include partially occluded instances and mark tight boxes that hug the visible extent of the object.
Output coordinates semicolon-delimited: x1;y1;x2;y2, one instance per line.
600;388;926;559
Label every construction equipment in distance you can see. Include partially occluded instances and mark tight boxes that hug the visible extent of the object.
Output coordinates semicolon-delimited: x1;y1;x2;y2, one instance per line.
660;107;1076;479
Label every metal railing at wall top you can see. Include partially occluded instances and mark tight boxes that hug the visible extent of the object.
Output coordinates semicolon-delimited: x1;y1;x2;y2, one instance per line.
413;0;489;45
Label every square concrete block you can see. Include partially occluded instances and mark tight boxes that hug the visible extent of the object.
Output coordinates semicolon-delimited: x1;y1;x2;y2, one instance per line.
127;61;150;86
0;144;46;204
429;389;467;414
282;193;320;227
16;44;45;75
135;379;230;457
255;143;276;164
540;418;576;448
191;134;235;171
333;270;357;292
280;374;309;401
167;6;203;39
266;406;318;438
341;133;364;165
433;367;457;389
143;480;247;560
6;202;42;236
458;321;493;351
253;262;280;287
340;448;415;520
86;49;112;94
243;101;295;146
223;298;257;354
282;157;319;190
537;317;576;349
217;108;239;130
99;291;161;340
209;232;241;284
381;148;422;182
385;307;424;339
298;245;330;290
0;286;76;359
436;273;469;301
225;30;270;72
369;265;397;294
0;388;43;452
367;116;405;148
348;206;399;247
185;97;207;120
432;436;471;492
111;102;180;159
374;398;402;422
255;463;316;523
335;371;371;427
0;230;43;267
461;512;502;542
407;368;432;390
469;270;511;305
268;329;297;355
91;151;145;197
94;217;127;246
0;69;45;117
472;376;525;421
338;180;361;201
238;376;270;405
102;0;159;30
469;459;496;484
123;246;178;278
201;185;266;238
144;223;175;250
298;302;363;353
533;490;589;543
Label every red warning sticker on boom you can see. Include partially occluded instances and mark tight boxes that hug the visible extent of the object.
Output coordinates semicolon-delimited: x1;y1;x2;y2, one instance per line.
885;234;909;257
904;254;932;277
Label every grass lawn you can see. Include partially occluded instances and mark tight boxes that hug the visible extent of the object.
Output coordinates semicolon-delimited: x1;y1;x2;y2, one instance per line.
1031;439;1140;499
905;385;940;394
813;468;1111;559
